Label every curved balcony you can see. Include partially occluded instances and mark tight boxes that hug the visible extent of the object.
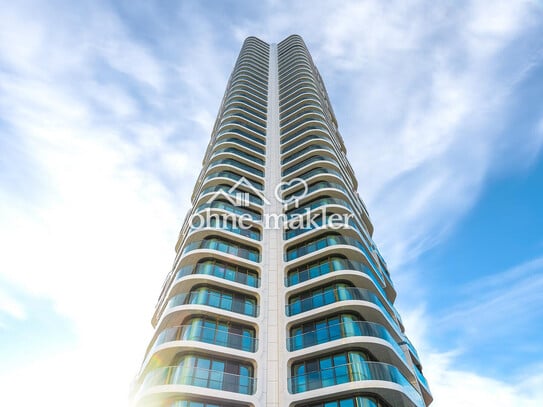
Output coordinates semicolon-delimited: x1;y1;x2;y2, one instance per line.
214;137;265;155
281;134;330;154
234;58;268;76
281;124;325;144
216;128;265;146
286;284;399;334
280;82;321;105
211;147;264;166
284;231;389;289
183;236;260;263
279;62;313;82
222;107;267;129
282;168;343;189
223;100;267;120
283;180;347;202
281;109;326;132
279;60;313;82
149;322;257;355
212;147;264;166
288;320;405;358
281;111;329;136
280;97;322;118
286;197;352;219
282;144;334;165
209;158;264;177
286;233;367;262
204;171;263;190
175;258;259;289
167;286;258;318
288;361;423;407
294;394;401;407
224;89;267;113
228;78;267;100
230;70;268;91
280;74;318;99
224;92;267;113
140;365;256;396
284;214;357;241
159;399;248;407
220;116;266;137
283;155;337;177
280;86;320;110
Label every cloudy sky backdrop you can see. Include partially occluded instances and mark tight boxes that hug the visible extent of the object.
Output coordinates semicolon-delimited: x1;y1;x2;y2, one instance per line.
1;1;543;406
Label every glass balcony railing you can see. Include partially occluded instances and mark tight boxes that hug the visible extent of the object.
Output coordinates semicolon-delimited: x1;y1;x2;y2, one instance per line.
149;324;258;354
222;110;266;130
282;167;343;187
281;134;328;155
213;147;264;165
216;128;265;146
283;180;347;201
286;286;399;333
288;320;406;361
215;137;265;155
224;93;267;115
282;144;334;165
282;155;336;176
140;365;256;395
400;337;421;365
286;197;352;219
288;361;423;406
204;170;263;190
414;364;430;393
183;237;260;263
281;125;323;145
285;233;389;295
280;93;319;113
223;100;267;120
281;106;324;124
175;259;259;288
220;117;265;136
284;215;358;240
210;158;264;177
167;288;258;317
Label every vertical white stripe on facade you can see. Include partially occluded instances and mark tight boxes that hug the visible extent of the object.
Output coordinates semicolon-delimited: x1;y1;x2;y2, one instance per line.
259;42;287;407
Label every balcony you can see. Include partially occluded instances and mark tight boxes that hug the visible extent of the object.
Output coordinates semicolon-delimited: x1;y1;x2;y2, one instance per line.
286;285;399;334
149;324;258;354
288;320;405;360
288;361;423;406
140;365;256;395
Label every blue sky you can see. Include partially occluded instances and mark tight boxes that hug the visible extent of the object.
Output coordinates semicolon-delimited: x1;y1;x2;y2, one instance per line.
1;1;543;406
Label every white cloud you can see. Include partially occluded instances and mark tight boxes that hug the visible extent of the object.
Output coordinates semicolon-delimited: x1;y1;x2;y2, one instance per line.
402;306;543;407
0;289;26;322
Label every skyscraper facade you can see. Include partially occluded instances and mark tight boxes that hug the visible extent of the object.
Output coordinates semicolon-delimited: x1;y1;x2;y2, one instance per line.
133;35;432;407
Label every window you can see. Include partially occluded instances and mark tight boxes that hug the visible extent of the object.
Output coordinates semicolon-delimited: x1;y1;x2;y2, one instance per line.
170;354;254;394
290;350;370;393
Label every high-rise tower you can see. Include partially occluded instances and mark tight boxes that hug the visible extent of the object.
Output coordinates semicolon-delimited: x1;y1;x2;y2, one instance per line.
133;35;432;407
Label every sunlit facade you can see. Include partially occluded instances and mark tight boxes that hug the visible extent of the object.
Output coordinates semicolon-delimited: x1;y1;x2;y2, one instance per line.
132;35;432;407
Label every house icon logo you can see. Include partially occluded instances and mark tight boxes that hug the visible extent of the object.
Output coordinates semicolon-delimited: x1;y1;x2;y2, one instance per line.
205;177;271;207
